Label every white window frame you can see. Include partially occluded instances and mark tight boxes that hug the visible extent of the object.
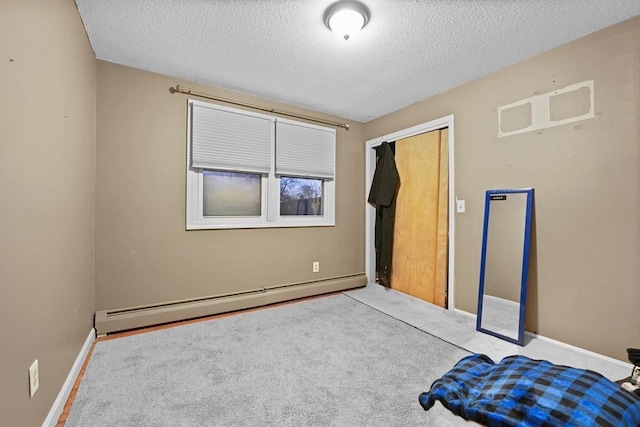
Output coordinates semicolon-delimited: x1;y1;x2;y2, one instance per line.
186;100;335;230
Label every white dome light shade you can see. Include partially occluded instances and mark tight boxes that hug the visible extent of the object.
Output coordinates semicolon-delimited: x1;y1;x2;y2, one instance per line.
329;9;364;40
324;1;370;41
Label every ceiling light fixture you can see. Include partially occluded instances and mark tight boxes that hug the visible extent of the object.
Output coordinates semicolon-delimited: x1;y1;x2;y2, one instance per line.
323;1;370;41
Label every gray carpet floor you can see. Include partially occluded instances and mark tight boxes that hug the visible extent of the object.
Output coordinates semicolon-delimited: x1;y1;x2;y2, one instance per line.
66;294;470;426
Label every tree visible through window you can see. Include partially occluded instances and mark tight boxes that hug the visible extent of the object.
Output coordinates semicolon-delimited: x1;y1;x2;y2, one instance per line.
280;177;323;216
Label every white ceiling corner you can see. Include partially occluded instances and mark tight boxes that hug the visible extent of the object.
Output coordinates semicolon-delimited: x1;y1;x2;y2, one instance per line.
74;0;640;123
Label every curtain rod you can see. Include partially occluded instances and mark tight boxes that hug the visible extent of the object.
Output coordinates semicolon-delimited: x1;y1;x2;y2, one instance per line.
169;85;350;131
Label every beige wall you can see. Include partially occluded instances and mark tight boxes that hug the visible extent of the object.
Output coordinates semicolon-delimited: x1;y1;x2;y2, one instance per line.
0;1;96;426
1;6;637;426
366;17;640;361
95;61;366;311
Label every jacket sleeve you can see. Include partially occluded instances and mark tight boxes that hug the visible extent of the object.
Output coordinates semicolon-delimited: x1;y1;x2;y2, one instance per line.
367;143;399;207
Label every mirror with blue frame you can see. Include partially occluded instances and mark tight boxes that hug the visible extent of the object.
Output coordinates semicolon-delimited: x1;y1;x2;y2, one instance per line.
476;188;534;346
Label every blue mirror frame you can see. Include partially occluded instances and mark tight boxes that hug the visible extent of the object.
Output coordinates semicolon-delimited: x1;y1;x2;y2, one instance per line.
476;188;534;346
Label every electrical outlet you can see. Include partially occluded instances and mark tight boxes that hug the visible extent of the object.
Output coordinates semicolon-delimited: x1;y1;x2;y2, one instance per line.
29;359;39;398
312;261;320;273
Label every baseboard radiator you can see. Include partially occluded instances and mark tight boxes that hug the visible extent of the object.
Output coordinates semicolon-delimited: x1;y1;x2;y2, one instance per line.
95;273;367;335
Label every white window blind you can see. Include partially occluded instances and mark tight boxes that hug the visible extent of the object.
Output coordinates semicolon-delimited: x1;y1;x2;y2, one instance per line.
275;121;335;179
190;102;273;173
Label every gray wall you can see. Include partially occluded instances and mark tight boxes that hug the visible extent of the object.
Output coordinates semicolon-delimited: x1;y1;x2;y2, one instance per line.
0;1;96;426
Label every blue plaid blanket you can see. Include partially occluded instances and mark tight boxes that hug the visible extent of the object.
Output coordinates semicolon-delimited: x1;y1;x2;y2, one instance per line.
419;354;640;426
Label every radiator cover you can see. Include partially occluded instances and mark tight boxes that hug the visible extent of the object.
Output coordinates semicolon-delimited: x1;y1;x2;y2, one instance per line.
95;273;367;335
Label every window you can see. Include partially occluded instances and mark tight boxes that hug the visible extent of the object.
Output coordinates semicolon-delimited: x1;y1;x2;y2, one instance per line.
203;170;262;217
186;100;335;229
280;177;324;216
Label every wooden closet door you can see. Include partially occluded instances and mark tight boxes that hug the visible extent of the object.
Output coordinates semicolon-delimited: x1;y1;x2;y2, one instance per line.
390;129;448;307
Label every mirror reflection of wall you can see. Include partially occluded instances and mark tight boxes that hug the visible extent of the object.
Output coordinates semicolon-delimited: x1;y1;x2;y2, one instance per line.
483;193;527;302
477;189;533;346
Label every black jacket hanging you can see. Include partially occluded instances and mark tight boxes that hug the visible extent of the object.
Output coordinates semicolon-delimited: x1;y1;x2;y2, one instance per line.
367;142;400;287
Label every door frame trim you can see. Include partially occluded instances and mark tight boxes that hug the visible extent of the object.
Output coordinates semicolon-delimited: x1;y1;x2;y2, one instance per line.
365;115;456;309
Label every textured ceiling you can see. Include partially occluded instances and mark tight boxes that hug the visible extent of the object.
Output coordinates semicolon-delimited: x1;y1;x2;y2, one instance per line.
75;0;640;123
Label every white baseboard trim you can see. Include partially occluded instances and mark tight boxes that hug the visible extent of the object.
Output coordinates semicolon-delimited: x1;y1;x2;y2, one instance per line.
453;307;631;370
454;308;476;319
523;331;632;370
42;328;96;427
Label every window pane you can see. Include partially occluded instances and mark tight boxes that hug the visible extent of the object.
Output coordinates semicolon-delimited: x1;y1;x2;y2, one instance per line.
203;171;261;216
280;177;323;216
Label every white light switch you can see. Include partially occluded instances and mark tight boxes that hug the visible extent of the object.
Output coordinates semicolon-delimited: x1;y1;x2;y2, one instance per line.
456;200;466;213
